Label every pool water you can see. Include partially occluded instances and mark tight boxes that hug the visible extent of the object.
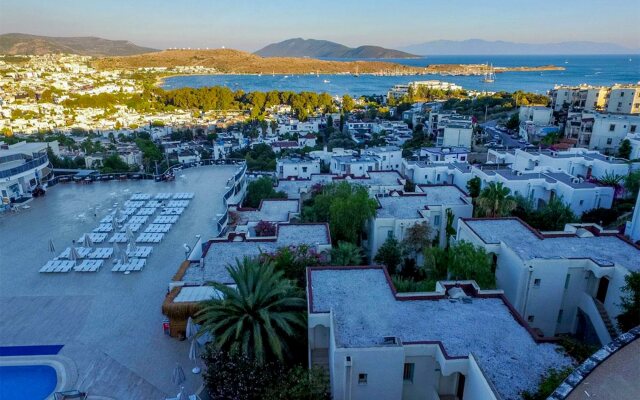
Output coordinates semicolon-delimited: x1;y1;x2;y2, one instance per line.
0;365;57;400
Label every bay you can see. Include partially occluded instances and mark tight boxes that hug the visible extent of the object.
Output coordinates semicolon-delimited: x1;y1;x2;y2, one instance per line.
161;55;640;96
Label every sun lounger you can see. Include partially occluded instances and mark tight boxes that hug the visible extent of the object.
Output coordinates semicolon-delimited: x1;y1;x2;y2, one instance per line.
111;258;146;272
166;200;190;208
74;259;104;272
144;224;171;233
160;207;184;215
87;247;114;259
136;207;156;216
155;192;172;200
135;232;164;243
126;246;153;258
130;193;151;201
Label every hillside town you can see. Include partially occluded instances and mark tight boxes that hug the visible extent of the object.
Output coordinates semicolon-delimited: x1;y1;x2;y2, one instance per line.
1;48;640;400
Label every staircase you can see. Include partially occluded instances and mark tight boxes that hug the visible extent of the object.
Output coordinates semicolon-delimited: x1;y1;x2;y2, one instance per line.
594;299;619;339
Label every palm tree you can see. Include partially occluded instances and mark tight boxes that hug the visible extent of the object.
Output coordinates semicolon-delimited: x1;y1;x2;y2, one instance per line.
476;182;517;217
195;257;306;364
330;241;363;266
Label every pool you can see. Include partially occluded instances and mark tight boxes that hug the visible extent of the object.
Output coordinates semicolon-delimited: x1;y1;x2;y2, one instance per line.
0;365;57;400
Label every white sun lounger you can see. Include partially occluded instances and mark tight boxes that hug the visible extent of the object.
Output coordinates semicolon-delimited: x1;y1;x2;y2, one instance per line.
40;260;75;273
153;215;179;224
93;223;114;233
109;233;129;243
172;192;194;200
154;193;172;200
58;247;92;260
124;200;145;209
166;200;190;208
87;247;114;259
135;233;164;243
136;208;156;216
111;258;146;272
130;193;151;201
78;233;108;244
74;259;104;272
160;207;184;216
144;224;171;233
126;246;153;258
119;222;142;233
128;216;148;225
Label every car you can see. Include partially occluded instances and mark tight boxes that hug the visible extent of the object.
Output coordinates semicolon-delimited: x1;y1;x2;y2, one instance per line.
518;139;527;144
493;134;501;140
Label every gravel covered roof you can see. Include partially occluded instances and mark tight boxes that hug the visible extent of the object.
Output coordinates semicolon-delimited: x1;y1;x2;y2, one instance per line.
377;187;467;219
238;199;299;223
464;219;640;271
189;224;330;284
309;268;572;400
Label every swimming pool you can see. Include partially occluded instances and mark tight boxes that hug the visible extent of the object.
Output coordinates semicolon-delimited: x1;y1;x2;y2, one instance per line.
0;365;57;400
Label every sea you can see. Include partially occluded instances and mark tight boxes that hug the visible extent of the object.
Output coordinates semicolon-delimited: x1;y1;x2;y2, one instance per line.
161;55;640;96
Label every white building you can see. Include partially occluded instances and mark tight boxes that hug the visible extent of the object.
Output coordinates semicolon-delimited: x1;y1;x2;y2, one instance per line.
486;148;635;180
626;190;640;243
589;113;640;153
368;185;473;258
298;133;317;148
519;106;553;126
550;85;609;112
330;155;379;177
420;147;469;163
625;131;640;160
0;141;52;204
361;146;402;171
606;84;640;115
307;267;572;400
276;157;321;179
457;218;640;345
402;160;472;188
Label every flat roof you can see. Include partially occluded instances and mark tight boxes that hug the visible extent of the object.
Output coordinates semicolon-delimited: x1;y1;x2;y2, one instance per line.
277;157;318;164
332;155;378;163
422;146;469;155
174;286;224;302
309;267;572;400
377;187;467;219
463;219;640;271
237;199;299;224
189;224;331;284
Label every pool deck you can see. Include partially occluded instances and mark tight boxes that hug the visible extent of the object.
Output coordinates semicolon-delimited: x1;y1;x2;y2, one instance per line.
0;166;238;399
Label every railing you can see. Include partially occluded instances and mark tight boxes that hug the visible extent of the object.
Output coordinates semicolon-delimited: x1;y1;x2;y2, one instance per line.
0;154;49;179
216;209;229;235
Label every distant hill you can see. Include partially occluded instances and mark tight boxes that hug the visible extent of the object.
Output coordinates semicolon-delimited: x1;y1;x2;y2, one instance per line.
0;33;158;56
400;39;640;55
92;49;424;74
255;38;418;59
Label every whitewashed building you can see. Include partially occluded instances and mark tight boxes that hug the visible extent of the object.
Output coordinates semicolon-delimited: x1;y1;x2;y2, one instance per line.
368;185;473;258
361;146;403;171
589;113;640;153
276;157;321;179
457;218;640;345
0;141;52;203
626;190;640;243
330;155;379;177
519;106;553;126
307;267;572;400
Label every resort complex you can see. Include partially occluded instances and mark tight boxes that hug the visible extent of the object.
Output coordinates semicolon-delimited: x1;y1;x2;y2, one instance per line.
1;2;640;398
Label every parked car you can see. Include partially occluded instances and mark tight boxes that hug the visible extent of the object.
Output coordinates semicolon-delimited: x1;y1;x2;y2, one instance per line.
518;139;527;144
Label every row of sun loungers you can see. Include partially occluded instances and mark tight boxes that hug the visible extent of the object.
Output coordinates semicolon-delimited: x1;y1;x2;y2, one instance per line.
124;200;145;208
78;233;108;244
154;193;172;200
112;258;146;272
87;247;114;259
145;200;162;208
120;223;142;233
153;215;179;224
144;224;171;233
136;232;164;243
128;216;148;225
74;259;104;272
173;192;194;199
166;200;190;208
136;207;156;216
130;193;151;201
160;207;184;216
40;260;76;273
93;223;114;233
126;246;153;258
58;247;92;260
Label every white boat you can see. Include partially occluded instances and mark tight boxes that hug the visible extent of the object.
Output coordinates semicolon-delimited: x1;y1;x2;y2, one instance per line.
323;79;330;83
482;63;495;83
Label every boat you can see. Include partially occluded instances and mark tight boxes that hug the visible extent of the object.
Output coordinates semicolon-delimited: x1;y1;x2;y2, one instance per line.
353;65;360;78
323;79;330;83
482;63;495;83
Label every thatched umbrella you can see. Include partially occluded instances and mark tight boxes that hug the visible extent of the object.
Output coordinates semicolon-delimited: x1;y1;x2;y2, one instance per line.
82;234;93;248
189;337;201;374
70;246;81;266
48;239;56;254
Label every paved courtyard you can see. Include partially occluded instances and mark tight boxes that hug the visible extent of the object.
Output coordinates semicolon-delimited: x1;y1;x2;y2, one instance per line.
0;166;238;399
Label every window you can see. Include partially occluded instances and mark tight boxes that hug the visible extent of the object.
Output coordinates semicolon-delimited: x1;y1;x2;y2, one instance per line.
579;200;584;205
607;138;613;145
609;124;615;132
557;309;564;324
302;167;307;173
434;215;441;226
631;125;637;133
436;174;441;181
358;373;368;385
387;230;393;238
620;92;625;97
527;315;535;323
403;363;415;383
533;278;541;287
564;274;571;289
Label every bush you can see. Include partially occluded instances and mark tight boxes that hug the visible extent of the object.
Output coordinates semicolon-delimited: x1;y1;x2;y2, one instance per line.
392;276;436;292
245;177;286;208
522;367;573;400
581;207;619;226
254;220;276;237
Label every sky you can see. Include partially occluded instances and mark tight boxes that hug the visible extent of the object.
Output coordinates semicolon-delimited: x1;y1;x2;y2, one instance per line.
1;0;639;51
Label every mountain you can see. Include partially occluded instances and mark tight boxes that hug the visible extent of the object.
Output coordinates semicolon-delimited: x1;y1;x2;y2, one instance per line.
400;39;640;55
255;38;418;59
0;33;158;56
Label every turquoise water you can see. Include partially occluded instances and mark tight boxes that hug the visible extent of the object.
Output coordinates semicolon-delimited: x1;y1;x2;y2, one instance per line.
162;55;640;96
0;365;57;400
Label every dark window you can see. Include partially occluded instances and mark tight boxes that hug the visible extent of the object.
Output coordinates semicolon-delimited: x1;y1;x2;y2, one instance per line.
609;124;615;131
534;278;541;287
607;138;613;145
358;373;367;385
403;363;415;382
557;309;564;323
527;315;535;322
631;125;637;133
564;274;571;289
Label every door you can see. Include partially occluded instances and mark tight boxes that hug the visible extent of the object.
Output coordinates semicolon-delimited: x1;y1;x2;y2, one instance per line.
596;277;609;303
456;373;466;399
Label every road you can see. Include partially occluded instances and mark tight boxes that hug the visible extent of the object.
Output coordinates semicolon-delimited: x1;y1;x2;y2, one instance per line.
481;119;528;149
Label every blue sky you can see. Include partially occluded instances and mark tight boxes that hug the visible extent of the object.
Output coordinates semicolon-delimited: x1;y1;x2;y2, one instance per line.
1;0;638;50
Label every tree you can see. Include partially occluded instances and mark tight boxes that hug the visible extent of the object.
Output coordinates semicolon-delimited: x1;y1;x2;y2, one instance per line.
196;257;306;364
616;271;640;332
254;220;276;237
512;195;577;231
444;208;457;249
624;170;640;199
476;182;517;217
201;347;283;400
245;177;286;208
261;245;323;287
374;236;402;274
302;182;377;244
401;222;432;260
330;242;363;266
263;366;330;400
101;154;130;173
447;241;495;288
505;113;520;130
618;139;632;159
342;95;355;113
466;177;481;198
